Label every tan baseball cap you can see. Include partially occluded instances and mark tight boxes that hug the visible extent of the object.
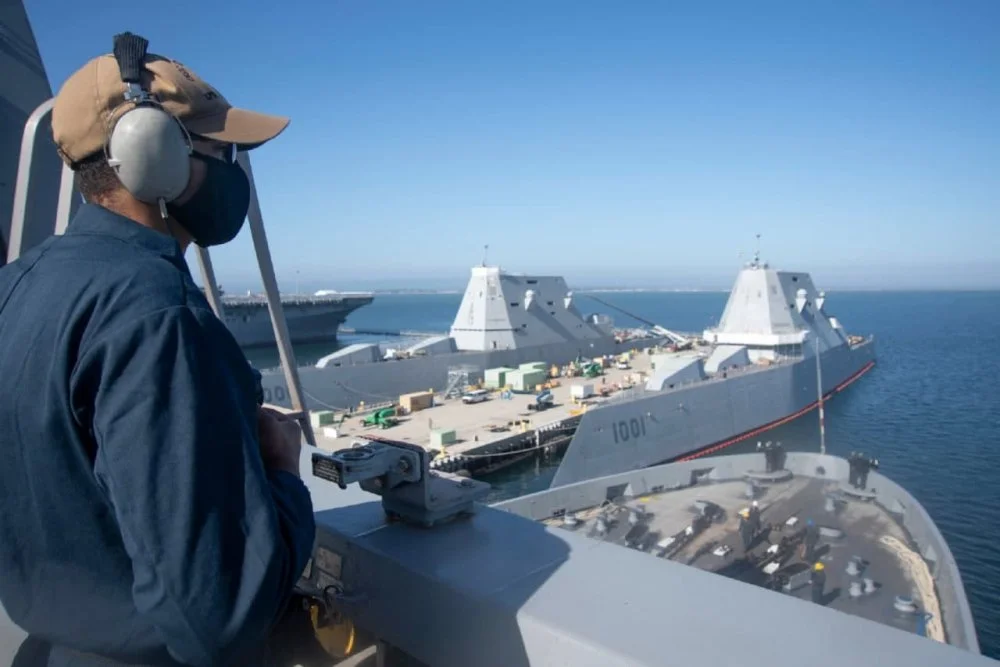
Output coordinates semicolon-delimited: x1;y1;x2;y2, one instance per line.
52;53;289;166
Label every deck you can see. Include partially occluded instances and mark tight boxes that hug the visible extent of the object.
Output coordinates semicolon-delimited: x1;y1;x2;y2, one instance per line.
543;474;946;642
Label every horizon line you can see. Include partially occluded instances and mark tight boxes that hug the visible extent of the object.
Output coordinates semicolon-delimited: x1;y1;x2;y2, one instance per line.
343;286;1000;295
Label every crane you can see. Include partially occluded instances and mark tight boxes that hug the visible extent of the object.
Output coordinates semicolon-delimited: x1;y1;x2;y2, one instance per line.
584;295;692;349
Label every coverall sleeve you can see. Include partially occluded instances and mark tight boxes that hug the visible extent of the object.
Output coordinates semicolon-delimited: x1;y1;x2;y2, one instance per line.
80;305;316;666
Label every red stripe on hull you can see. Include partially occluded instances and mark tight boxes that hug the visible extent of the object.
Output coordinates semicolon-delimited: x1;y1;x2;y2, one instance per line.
674;359;876;463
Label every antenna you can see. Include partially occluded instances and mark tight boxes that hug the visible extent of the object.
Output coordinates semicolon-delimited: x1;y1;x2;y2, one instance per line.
482;244;489;267
753;233;761;267
815;336;826;455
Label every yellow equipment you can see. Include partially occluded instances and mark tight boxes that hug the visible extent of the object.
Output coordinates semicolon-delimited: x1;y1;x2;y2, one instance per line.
309;600;356;658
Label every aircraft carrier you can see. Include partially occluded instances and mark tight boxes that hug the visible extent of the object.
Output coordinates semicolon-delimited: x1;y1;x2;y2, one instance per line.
218;290;374;348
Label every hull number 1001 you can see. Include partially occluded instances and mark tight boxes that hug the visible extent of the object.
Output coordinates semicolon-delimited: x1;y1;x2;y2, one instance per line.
612;415;647;444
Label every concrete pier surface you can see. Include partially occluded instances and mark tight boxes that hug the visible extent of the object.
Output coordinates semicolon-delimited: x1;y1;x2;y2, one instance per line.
313;351;662;458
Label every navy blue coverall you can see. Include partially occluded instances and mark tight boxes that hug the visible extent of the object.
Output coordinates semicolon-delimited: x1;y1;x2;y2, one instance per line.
0;204;315;666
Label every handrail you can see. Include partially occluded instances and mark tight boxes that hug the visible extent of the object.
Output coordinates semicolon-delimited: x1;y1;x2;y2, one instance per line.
7;97;55;263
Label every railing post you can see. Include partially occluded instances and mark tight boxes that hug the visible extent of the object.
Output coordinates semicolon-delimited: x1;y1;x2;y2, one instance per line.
7;98;55;263
192;246;227;320
237;151;315;446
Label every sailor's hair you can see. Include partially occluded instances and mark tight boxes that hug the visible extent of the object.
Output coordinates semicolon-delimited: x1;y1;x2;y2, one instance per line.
75;153;122;201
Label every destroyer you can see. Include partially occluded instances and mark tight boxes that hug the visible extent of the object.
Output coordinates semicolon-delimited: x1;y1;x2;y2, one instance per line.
257;265;672;408
549;253;876;487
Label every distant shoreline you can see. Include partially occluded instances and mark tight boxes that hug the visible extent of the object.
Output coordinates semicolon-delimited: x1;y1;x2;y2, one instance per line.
362;287;1000;295
224;284;1000;296
367;288;730;295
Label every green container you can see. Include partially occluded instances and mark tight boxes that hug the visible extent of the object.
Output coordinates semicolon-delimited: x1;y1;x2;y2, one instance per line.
518;361;546;371
484;366;515;389
430;429;457;448
507;369;547;392
310;410;336;427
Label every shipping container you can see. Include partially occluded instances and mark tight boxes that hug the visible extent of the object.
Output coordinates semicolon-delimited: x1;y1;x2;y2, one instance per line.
400;390;434;413
484;366;516;389
310;410;336;427
430;429;457;449
507;368;547;392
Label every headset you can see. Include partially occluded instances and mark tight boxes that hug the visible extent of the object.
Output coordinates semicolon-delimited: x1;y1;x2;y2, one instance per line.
105;32;193;210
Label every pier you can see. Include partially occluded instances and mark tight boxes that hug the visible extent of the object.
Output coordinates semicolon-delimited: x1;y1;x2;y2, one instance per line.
312;351;660;476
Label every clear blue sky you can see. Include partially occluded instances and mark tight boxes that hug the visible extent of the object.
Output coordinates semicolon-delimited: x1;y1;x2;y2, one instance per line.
27;0;1000;291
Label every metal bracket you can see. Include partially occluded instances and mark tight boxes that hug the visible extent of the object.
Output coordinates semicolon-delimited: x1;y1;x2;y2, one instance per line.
312;440;490;527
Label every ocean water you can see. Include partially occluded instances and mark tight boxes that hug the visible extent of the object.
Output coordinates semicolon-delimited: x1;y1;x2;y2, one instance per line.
257;290;1000;657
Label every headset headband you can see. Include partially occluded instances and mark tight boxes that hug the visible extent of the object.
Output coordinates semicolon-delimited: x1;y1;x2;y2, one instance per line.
112;32;152;103
102;31;193;208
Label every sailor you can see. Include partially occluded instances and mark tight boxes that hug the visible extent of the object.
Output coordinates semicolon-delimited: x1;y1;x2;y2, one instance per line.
810;562;827;604
847;451;859;487
801;519;820;561
738;510;755;552
748;500;762;535
858;456;878;490
0;34;314;666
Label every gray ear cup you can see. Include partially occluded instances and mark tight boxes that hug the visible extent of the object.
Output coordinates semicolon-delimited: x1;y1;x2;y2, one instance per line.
107;106;191;204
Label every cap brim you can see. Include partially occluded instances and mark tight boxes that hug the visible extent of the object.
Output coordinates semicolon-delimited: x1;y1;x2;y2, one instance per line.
184;107;289;151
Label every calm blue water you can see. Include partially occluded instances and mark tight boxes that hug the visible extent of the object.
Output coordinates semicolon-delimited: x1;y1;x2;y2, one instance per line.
261;290;1000;656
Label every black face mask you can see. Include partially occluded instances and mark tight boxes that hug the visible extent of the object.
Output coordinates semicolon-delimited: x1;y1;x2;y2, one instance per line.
166;153;251;247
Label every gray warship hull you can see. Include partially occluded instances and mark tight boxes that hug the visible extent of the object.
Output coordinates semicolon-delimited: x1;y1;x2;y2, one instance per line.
551;337;876;487
221;294;373;349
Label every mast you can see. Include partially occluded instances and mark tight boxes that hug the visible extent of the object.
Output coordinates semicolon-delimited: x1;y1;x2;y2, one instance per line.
815;336;826;455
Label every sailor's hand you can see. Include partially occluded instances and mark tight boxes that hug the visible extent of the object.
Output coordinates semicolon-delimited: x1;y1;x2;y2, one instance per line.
258;407;303;477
